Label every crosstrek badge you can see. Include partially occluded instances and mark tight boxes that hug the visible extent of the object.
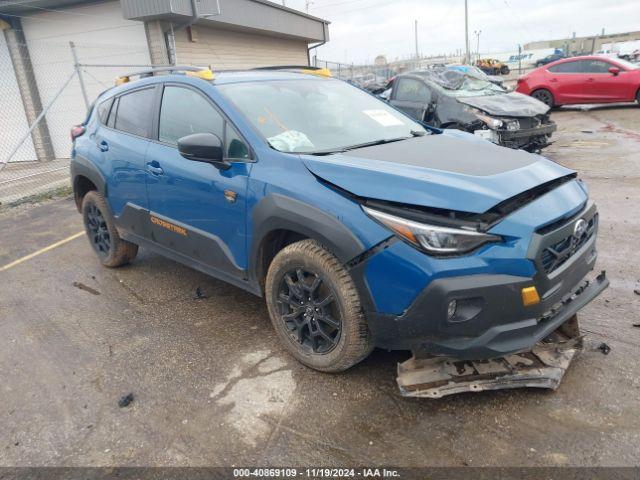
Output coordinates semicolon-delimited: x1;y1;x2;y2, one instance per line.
150;216;187;236
363;109;405;127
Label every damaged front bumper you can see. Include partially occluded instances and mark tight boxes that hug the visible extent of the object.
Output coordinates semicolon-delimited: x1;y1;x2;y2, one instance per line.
474;122;557;151
397;315;583;398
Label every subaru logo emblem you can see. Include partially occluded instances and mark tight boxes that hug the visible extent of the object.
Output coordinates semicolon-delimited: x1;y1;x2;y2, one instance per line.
573;218;587;240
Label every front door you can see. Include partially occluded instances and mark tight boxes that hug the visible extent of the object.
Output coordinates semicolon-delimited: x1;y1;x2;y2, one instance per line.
581;58;632;102
145;84;252;280
390;77;431;122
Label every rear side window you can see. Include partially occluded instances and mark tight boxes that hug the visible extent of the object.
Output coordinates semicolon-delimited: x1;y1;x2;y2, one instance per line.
114;88;155;137
159;86;224;145
548;61;582;73
97;98;113;124
395;78;431;103
582;59;613;73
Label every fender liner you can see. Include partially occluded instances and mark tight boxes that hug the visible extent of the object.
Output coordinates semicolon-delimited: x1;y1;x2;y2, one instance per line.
249;193;366;286
70;155;107;210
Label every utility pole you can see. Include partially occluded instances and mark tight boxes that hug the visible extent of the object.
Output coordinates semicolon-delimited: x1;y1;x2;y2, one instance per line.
415;19;419;61
474;30;481;63
305;0;313;12
464;0;470;64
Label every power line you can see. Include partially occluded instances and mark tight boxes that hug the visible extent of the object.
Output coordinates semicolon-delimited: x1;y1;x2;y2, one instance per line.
310;0;369;10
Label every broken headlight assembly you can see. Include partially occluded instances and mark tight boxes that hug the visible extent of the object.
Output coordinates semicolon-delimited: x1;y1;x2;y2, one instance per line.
471;108;503;130
363;206;502;255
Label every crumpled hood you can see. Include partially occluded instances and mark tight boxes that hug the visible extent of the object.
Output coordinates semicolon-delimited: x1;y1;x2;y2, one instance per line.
302;133;574;213
457;91;550;117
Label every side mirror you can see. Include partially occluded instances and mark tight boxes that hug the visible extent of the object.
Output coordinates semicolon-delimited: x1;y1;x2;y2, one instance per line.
178;133;229;170
608;67;620;76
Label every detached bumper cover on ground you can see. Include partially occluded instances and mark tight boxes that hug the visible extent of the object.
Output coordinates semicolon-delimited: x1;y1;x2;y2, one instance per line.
396;271;609;398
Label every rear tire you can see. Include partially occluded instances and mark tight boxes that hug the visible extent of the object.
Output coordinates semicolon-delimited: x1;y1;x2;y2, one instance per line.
82;191;138;268
265;239;373;372
636;88;640;104
531;88;555;108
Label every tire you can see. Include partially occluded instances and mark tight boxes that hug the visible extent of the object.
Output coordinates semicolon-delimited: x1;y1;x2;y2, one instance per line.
531;88;555;108
636;88;640;104
82;191;138;268
265;239;373;372
501;65;510;75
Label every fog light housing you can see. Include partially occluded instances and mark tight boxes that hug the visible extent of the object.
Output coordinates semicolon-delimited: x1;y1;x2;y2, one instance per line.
447;300;458;320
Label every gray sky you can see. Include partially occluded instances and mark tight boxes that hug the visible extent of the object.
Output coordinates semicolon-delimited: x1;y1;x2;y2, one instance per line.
284;0;640;64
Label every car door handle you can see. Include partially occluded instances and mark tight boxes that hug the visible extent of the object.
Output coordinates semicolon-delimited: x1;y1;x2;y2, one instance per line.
98;140;109;152
550;78;558;83
146;161;164;176
586;77;595;82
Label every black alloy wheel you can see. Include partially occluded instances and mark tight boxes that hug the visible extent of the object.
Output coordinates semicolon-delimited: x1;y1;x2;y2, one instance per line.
85;203;111;258
532;89;554;108
277;268;341;354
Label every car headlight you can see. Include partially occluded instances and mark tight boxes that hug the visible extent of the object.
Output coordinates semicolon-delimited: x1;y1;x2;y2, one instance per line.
363;206;502;255
472;109;503;129
504;119;520;131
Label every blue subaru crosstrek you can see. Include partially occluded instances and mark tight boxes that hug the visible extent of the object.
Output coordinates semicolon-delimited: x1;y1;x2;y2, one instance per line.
71;66;608;373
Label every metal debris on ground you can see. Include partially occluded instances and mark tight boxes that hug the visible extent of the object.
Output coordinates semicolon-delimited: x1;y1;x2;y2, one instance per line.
397;318;583;398
117;393;134;408
598;343;611;355
72;281;100;295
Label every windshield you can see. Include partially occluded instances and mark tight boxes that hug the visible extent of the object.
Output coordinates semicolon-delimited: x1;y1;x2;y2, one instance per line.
615;58;640;70
413;69;505;97
218;79;426;154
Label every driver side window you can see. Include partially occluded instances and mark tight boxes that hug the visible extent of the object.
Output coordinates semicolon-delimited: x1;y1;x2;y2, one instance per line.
159;86;224;145
395;78;431;103
159;85;250;159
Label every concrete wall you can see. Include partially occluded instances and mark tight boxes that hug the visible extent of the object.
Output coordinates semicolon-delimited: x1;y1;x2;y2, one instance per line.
173;24;309;69
524;31;640;54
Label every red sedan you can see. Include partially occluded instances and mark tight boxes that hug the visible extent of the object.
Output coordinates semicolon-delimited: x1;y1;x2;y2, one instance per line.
516;55;640;107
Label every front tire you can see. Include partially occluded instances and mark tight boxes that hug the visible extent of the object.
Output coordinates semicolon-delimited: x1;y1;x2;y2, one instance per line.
265;239;373;372
531;88;555;108
82;191;138;267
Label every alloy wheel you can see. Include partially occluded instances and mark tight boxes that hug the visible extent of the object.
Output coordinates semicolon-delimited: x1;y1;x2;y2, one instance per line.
277;268;342;354
85;203;111;257
532;90;553;107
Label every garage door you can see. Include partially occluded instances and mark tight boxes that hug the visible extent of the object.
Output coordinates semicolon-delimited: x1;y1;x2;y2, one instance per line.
174;25;309;69
20;0;151;159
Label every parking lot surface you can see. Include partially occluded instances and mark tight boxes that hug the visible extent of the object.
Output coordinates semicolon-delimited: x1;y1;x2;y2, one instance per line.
1;106;639;467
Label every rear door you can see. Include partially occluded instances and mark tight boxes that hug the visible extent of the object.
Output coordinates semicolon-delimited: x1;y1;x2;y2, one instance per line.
95;87;156;221
390;77;432;121
582;59;633;102
144;83;252;280
547;60;589;104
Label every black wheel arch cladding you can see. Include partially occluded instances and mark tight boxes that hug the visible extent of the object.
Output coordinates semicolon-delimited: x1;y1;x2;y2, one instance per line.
249;194;366;287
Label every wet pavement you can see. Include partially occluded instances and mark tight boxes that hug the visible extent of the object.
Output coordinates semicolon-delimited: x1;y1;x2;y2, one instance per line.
1;105;639;467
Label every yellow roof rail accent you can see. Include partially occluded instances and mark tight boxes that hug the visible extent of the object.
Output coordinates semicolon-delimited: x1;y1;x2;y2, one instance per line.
115;76;130;86
186;68;215;80
300;67;332;78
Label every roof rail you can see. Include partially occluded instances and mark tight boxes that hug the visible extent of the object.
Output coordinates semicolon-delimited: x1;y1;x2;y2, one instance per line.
115;65;214;85
252;65;332;78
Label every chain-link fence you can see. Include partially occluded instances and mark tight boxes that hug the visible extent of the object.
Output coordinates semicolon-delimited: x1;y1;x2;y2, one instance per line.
0;36;153;206
314;54;464;90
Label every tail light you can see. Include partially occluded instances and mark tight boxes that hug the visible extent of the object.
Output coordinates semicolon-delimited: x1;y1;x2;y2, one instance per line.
70;125;85;141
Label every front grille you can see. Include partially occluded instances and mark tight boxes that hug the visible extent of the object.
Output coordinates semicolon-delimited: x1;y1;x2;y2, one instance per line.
540;213;597;274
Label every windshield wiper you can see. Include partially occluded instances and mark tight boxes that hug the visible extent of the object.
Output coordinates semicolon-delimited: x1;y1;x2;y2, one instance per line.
309;131;426;156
